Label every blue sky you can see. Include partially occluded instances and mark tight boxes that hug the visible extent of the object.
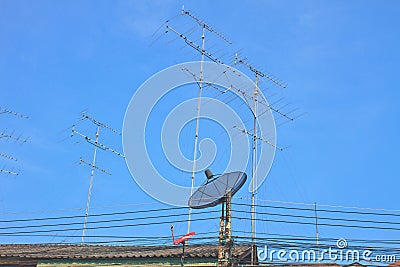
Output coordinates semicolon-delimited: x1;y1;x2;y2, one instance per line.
1;0;400;248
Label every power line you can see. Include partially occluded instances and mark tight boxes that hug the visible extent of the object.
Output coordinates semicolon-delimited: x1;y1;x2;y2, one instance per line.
232;216;400;232
0;216;220;236
232;201;400;218
230;208;400;227
237;197;400;213
232;231;400;245
0;200;185;215
0;206;188;223
0;210;220;231
3;202;400;229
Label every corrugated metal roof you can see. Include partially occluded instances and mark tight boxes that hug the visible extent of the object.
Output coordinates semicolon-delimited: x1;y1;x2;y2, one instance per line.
0;244;251;260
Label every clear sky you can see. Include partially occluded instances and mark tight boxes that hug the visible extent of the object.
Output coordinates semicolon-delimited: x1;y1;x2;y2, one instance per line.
0;0;400;251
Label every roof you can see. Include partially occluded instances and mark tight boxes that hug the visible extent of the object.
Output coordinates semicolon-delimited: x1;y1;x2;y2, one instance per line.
0;244;251;260
267;264;340;267
343;263;366;267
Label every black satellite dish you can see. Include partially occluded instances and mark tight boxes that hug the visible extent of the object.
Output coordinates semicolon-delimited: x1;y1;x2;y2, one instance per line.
188;170;247;209
188;169;247;265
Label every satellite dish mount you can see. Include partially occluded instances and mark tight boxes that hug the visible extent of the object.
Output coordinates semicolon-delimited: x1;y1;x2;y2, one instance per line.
171;225;195;266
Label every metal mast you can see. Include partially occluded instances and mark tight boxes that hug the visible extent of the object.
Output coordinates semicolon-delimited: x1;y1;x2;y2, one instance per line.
82;124;99;244
251;73;259;265
233;56;289;265
171;6;231;235
188;24;206;235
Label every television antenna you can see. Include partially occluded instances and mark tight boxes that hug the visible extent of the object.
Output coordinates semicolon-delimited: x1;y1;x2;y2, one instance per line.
71;112;124;244
0;107;28;176
162;7;300;264
233;53;296;264
0;153;18;176
189;169;247;267
181;64;294;263
166;7;232;235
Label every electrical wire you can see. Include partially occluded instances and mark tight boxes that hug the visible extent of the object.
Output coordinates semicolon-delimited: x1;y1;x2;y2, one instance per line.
0;210;219;231
0;216;220;235
232;201;400;218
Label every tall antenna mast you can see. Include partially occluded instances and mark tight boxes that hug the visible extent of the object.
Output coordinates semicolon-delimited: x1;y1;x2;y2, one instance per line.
187;21;205;236
167;5;231;235
71;112;124;244
233;55;288;264
250;73;259;264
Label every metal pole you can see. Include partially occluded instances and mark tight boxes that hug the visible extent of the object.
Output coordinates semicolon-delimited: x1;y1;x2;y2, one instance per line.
188;24;206;234
218;201;225;266
181;242;185;266
251;73;259;264
225;191;233;267
82;125;100;244
315;202;320;263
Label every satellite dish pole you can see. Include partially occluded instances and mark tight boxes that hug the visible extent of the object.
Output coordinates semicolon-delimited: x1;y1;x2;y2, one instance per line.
218;196;225;265
217;190;233;267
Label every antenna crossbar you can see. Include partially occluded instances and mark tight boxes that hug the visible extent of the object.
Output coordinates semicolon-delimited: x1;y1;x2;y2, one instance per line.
235;56;287;89
166;25;224;65
81;112;121;135
0;153;17;161
0;133;28;144
181;7;232;45
233;125;284;151
0;169;19;175
71;128;124;158
181;68;294;121
79;157;111;176
0;107;28;119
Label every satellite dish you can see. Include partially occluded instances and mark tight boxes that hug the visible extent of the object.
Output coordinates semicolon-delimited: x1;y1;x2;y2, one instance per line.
188;171;247;209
